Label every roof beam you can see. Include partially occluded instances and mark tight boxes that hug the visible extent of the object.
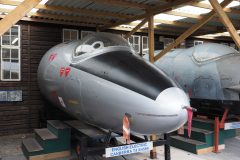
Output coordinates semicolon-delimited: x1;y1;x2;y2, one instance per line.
0;8;111;26
209;0;240;48
191;1;240;15
148;16;155;63
129;19;218;32
154;0;233;62
0;0;41;36
0;0;133;20
31;12;110;26
166;10;240;26
100;0;195;30
90;0;150;9
0;14;108;28
124;18;148;39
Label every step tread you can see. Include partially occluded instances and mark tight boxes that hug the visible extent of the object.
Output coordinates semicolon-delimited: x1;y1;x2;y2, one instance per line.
48;120;70;130
35;128;58;140
22;138;43;152
193;118;214;124
171;135;206;145
184;126;213;134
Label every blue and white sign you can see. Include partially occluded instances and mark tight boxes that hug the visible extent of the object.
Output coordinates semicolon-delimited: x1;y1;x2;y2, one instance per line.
105;141;153;158
225;122;240;130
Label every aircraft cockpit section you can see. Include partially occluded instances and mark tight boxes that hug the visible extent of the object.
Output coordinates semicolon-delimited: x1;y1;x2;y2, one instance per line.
192;43;239;64
71;33;133;63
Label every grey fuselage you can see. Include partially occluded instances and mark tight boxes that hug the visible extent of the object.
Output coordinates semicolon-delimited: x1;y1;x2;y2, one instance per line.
38;33;190;135
152;43;240;106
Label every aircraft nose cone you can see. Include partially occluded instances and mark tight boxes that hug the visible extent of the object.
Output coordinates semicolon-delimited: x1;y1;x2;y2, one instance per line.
155;87;189;132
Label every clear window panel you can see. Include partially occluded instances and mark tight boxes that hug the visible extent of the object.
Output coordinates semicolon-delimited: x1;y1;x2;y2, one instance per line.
2;35;10;45
3;70;10;79
11;36;19;46
134;44;140;53
71;31;78;40
2;48;10;59
11;49;19;59
2;59;11;70
3;29;10;36
64;30;70;41
129;37;133;44
10;60;19;71
11;26;19;36
1;25;21;81
134;36;139;43
11;71;19;79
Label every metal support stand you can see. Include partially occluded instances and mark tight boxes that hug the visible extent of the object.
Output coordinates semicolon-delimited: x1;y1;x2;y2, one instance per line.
164;134;171;160
104;130;112;146
76;136;88;160
214;108;229;153
213;117;219;153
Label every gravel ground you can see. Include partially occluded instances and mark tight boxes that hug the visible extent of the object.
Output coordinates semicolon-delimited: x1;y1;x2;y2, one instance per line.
0;130;240;160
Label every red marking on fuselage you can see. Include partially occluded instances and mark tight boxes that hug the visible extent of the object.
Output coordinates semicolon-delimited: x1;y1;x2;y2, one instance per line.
65;67;71;77
60;67;65;77
49;53;57;61
188;88;192;97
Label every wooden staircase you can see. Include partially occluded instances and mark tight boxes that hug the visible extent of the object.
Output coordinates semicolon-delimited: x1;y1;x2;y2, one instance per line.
170;118;236;154
22;120;71;160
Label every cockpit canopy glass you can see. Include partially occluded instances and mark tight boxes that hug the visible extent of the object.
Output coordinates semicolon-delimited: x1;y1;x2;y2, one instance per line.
74;33;131;57
192;43;239;62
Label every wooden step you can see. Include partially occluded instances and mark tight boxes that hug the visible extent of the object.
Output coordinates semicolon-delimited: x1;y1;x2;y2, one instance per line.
171;135;206;145
22;138;43;153
184;126;213;134
192;118;214;131
47;120;70;130
182;126;213;144
35;128;58;140
170;135;207;154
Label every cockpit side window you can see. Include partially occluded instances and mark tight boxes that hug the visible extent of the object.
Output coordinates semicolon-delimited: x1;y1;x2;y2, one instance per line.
72;32;132;61
74;41;104;57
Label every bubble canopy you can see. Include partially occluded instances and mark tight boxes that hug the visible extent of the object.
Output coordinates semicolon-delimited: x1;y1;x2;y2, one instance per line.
74;33;131;58
192;43;239;62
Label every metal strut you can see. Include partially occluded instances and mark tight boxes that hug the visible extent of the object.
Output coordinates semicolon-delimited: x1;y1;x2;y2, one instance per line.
164;134;171;160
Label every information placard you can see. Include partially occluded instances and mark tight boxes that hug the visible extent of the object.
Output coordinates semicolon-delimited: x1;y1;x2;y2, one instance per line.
225;122;240;130
105;141;153;158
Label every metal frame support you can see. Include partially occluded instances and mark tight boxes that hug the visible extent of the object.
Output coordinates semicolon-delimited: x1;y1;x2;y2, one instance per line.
220;108;229;129
213;108;229;153
164;134;171;160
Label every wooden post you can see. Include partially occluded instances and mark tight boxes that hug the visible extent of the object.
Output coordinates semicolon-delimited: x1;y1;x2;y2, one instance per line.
148;16;155;63
124;18;148;39
0;0;41;36
209;0;240;48
150;134;157;159
154;0;233;62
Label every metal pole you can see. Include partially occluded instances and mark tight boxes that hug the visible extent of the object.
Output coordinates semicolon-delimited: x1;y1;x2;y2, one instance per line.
213;117;219;153
164;134;171;160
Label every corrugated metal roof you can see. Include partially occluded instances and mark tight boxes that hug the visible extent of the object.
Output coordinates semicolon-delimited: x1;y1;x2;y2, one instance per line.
1;0;239;37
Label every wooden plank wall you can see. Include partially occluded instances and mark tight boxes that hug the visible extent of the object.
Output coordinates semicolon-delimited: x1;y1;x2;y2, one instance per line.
0;22;63;136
